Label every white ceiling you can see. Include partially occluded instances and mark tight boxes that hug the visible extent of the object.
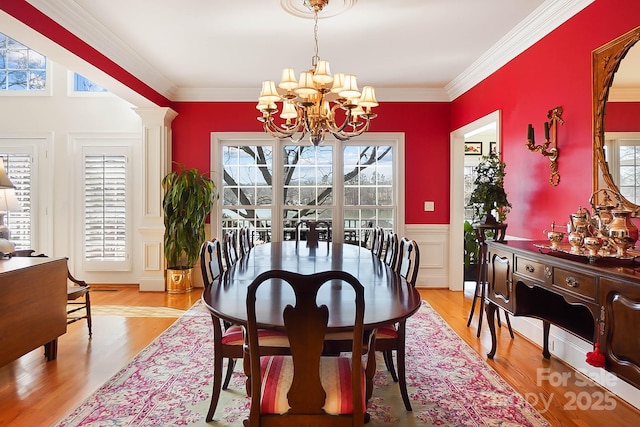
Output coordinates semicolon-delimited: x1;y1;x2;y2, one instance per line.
19;0;593;103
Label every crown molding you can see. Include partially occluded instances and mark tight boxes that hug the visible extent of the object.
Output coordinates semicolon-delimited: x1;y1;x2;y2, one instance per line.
172;86;450;103
26;0;178;99
446;0;594;100
25;0;593;103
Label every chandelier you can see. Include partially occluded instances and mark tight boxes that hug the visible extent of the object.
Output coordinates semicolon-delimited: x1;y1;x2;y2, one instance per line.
256;0;378;146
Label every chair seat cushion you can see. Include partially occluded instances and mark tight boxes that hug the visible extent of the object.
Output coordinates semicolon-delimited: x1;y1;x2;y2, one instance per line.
259;355;365;415
221;324;289;347
375;323;398;339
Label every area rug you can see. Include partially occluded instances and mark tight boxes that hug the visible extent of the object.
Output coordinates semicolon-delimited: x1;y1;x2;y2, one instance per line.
56;301;550;427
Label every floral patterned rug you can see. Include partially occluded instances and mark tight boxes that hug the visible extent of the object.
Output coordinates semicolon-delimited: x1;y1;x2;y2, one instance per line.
56;301;550;427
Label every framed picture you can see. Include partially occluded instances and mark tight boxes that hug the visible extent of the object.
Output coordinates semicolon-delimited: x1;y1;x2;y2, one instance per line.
464;142;482;156
490;141;497;154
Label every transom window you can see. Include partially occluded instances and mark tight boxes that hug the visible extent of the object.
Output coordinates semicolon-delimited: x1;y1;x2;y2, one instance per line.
0;32;46;91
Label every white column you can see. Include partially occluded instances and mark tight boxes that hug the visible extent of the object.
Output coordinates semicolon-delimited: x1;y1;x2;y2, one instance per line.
133;107;178;291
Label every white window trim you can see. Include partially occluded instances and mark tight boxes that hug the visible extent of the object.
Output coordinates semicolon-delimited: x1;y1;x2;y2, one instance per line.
210;132;405;242
71;133;136;271
66;70;115;98
0;132;53;254
0;58;53;97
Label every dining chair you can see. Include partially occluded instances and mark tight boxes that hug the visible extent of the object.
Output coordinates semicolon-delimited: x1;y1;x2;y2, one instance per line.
375;237;420;411
200;239;290;422
11;249;92;337
383;231;399;270
222;230;238;268
243;269;376;427
371;226;384;258
295;220;331;248
238;225;253;257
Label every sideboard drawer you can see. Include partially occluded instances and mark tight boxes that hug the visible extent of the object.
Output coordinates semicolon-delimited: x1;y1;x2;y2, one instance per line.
552;268;596;301
514;256;547;282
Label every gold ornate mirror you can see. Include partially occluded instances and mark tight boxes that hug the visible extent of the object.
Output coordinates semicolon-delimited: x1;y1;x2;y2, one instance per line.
593;26;640;214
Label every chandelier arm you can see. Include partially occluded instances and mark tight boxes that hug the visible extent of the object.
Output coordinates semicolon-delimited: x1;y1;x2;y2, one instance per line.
331;117;372;140
263;117;298;139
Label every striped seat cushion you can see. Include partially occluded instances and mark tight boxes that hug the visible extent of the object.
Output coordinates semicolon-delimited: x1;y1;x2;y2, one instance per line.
375;323;398;339
259;355;366;415
221;325;290;347
325;325;397;341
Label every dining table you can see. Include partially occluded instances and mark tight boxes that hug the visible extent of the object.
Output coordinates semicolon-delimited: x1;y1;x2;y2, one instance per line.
201;241;422;331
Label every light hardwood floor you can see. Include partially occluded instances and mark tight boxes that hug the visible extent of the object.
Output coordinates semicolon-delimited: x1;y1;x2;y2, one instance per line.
0;284;639;426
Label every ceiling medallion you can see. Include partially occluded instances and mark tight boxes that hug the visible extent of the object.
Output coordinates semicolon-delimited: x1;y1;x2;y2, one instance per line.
280;0;357;19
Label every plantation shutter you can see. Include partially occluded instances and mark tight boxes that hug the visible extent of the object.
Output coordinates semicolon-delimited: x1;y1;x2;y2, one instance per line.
3;153;32;249
84;154;127;262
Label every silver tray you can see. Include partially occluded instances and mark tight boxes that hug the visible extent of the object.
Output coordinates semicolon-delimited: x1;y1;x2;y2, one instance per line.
534;243;640;265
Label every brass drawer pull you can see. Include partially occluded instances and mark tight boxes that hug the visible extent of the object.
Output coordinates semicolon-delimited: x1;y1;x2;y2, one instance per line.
525;264;535;273
566;276;579;288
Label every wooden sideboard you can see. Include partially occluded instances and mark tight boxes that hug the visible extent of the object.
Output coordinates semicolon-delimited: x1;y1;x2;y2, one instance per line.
0;256;68;367
485;240;640;390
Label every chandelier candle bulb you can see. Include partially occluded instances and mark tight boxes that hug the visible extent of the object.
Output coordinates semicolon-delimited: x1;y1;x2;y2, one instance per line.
259;81;280;102
359;86;378;107
313;60;333;84
331;73;345;93
296;71;317;96
338;74;360;98
279;68;298;90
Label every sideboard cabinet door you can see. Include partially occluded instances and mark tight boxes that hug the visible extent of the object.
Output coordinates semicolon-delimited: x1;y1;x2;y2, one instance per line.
600;277;640;389
487;248;513;312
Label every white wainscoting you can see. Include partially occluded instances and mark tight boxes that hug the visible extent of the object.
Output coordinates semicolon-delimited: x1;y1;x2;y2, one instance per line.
405;224;450;289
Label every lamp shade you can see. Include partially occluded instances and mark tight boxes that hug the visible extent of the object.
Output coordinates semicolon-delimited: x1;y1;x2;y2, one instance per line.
0;188;20;212
0;161;14;189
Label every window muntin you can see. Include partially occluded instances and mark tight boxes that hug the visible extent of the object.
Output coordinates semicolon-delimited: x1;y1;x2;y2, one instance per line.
0;32;46;91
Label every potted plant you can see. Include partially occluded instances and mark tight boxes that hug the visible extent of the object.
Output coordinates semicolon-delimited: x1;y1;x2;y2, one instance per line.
162;163;218;293
467;152;511;225
463;220;479;281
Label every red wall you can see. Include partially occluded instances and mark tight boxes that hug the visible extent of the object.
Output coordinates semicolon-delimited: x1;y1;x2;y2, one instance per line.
606;102;640;131
172;102;452;224
451;0;640;238
6;0;640;236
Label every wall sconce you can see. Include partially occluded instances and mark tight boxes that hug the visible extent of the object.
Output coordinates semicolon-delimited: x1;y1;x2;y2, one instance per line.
526;106;564;186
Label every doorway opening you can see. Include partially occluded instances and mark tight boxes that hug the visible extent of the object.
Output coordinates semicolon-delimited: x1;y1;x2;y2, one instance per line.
449;110;500;291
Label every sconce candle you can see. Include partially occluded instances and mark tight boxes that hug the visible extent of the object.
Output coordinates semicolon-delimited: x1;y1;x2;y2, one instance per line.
544;122;550;140
527;124;534;141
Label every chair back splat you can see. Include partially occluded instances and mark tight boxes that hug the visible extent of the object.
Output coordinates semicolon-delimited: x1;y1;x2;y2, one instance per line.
383;231;399;270
295;220;331;248
222;231;238;268
244;270;371;426
396;237;420;287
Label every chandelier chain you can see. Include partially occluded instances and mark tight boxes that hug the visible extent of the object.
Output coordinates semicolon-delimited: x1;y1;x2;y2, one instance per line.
312;9;320;67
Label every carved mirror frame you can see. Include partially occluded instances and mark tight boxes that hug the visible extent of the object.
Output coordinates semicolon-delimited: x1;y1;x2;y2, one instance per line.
593;26;640;214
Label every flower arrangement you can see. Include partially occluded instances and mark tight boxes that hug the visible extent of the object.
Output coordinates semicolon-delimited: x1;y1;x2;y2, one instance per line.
467;152;511;224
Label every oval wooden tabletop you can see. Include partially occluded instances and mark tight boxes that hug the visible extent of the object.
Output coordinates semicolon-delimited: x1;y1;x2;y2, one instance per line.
201;241;422;330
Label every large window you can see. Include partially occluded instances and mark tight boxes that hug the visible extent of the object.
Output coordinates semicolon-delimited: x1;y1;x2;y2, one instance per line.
0;32;46;91
214;133;403;246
